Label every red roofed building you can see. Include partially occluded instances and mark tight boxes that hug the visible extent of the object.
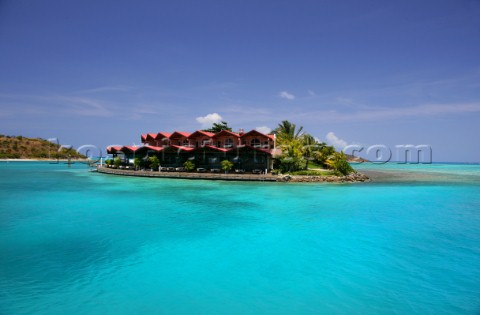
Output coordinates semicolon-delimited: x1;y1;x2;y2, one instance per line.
212;130;241;149
110;128;277;173
240;130;275;149
169;131;191;147
142;132;171;146
188;130;215;148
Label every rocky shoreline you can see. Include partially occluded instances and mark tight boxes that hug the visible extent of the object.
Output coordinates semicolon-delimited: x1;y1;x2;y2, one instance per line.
97;166;370;183
277;172;370;183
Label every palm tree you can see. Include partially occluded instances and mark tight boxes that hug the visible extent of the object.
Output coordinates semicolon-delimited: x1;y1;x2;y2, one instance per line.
301;134;317;169
313;144;335;168
325;152;354;175
275;120;304;143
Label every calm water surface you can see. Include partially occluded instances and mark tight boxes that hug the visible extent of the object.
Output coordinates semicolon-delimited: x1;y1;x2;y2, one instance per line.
0;162;479;314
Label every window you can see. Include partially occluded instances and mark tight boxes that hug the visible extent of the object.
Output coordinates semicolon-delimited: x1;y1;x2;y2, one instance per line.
224;138;233;148
251;138;261;147
183;139;189;146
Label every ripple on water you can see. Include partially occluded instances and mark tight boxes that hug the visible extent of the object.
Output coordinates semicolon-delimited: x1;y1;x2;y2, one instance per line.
1;163;480;314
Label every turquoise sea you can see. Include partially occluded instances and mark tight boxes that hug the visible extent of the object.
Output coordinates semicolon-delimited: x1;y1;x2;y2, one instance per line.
0;162;479;314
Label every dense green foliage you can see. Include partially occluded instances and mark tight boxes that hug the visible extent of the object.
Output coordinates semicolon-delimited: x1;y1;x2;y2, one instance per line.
149;156;159;170
274;120;354;175
113;157;121;168
133;157;141;170
184;160;195;172
220;159;234;173
203;121;232;133
325;152;355;176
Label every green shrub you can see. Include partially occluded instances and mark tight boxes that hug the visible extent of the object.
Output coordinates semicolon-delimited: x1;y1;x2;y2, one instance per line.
149;156;159;170
133;157;141;170
220;159;233;173
277;157;303;173
184;160;195;172
113;157;121;168
334;159;354;176
325;152;355;176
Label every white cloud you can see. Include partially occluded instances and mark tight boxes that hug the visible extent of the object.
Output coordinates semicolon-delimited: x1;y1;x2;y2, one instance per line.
326;132;348;150
308;90;316;96
279;91;295;100
255;126;271;134
196;112;223;128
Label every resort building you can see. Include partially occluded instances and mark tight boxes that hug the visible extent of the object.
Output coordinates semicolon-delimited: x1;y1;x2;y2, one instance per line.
108;129;277;173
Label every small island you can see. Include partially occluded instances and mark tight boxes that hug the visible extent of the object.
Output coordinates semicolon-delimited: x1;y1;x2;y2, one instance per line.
99;120;369;183
0;135;85;160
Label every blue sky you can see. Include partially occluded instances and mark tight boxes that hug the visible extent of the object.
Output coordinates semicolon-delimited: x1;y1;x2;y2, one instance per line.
1;0;479;162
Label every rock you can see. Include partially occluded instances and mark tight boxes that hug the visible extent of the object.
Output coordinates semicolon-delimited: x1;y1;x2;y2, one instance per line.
276;172;370;183
277;175;292;182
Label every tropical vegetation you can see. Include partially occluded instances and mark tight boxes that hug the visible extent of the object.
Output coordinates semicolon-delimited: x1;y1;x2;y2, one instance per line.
220;159;234;173
274;120;354;175
149;156;159;170
183;160;195;172
113;157;122;168
202;121;232;133
133;157;141;170
103;120;354;176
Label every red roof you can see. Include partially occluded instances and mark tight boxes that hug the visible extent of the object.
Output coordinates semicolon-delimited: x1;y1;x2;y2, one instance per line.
188;130;215;139
119;145;165;153
120;146;140;152
155;132;171;140
145;133;157;140
141;134;147;140
212;130;240;138
170;131;191;139
106;146;122;153
240;129;270;138
143;145;163;152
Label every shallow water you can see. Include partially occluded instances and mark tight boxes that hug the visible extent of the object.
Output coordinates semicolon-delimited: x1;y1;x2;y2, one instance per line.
356;162;480;184
1;162;479;314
